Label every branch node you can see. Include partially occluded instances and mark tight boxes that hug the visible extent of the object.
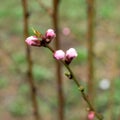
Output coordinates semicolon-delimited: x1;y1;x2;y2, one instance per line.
78;86;84;92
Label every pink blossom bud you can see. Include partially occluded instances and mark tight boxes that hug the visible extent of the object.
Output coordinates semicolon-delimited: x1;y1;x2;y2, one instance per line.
25;36;41;47
65;48;78;64
45;29;56;43
54;50;65;60
88;111;95;120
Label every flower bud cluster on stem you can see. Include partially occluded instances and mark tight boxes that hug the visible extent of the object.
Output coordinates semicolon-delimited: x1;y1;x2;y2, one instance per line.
54;48;77;65
25;29;103;120
25;28;56;47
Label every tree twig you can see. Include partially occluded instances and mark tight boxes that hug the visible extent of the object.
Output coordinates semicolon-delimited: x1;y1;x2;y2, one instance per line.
52;0;65;120
46;44;103;120
21;0;41;120
87;0;95;102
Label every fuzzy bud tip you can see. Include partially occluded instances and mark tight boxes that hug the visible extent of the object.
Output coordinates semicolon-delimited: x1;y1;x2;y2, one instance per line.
45;29;56;40
25;36;41;46
54;50;65;60
65;48;78;64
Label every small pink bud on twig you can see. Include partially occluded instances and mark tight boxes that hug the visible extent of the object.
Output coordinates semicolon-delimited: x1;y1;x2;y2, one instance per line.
25;36;41;47
88;111;95;120
53;48;77;64
45;29;56;43
54;50;65;60
65;48;78;64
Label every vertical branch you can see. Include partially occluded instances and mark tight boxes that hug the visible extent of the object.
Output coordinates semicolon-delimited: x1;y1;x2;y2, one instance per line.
86;0;95;102
21;1;40;120
52;0;65;120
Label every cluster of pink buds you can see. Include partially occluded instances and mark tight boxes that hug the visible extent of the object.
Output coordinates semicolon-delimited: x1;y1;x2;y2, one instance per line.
54;48;78;65
25;28;101;120
25;29;56;47
25;28;78;65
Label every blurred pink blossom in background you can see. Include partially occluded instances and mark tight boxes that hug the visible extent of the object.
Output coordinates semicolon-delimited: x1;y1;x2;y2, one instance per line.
62;27;71;36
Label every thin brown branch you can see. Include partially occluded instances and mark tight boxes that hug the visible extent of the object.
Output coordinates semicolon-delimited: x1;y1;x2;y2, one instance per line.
21;0;41;120
52;0;65;120
46;44;103;120
87;0;95;102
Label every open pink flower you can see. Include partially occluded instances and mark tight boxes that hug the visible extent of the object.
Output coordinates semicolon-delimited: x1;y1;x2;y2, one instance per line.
88;111;95;120
65;48;78;64
45;29;56;43
54;50;65;60
25;36;41;46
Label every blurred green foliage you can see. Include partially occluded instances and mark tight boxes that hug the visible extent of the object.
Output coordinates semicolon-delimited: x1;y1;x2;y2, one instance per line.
33;65;53;82
38;98;54;115
60;0;86;20
12;53;26;65
9;98;29;117
114;78;120;105
0;77;8;89
97;0;119;19
75;47;88;64
11;52;27;73
18;84;30;96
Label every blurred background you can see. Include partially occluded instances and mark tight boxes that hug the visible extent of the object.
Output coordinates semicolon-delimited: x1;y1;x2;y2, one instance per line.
0;0;120;120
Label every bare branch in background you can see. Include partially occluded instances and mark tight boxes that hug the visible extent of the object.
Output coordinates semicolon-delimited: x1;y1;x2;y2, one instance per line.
52;0;65;120
87;0;95;103
21;0;41;120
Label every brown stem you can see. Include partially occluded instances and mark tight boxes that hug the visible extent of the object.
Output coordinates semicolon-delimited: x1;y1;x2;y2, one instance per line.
52;0;65;120
63;62;102;119
46;44;103;120
87;0;95;102
21;0;40;120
